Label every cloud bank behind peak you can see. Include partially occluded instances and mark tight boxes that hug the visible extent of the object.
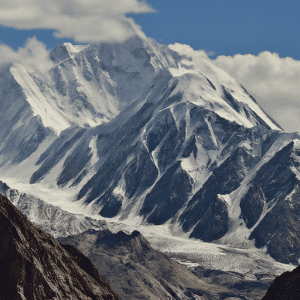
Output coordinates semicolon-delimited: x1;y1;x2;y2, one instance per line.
168;43;300;132
0;36;54;74
214;51;300;132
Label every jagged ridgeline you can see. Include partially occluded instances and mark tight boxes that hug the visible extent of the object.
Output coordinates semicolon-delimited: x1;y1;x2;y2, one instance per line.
57;229;219;300
0;35;300;266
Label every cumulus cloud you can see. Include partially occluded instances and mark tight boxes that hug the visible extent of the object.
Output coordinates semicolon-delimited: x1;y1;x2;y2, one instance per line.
213;52;300;132
168;43;225;79
0;0;155;43
168;43;300;132
168;43;211;60
0;36;54;74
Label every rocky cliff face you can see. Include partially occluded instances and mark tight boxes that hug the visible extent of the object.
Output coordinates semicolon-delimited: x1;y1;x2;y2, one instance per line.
0;193;120;300
58;227;284;300
58;228;219;300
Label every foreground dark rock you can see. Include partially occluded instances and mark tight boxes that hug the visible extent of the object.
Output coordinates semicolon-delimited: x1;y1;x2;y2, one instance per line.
58;229;219;300
262;264;300;300
0;193;120;300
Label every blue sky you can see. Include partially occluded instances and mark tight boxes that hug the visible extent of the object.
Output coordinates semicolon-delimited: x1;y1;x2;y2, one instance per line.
0;0;300;132
0;0;299;59
131;0;300;60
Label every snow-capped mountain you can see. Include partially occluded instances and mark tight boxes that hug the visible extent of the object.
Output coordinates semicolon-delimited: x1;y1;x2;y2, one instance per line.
0;34;300;265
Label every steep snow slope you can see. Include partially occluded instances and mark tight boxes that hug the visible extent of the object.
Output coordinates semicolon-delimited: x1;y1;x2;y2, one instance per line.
10;64;72;133
1;35;300;266
0;181;107;238
0;65;55;166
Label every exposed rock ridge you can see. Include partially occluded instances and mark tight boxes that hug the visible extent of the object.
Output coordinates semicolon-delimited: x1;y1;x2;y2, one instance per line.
262;264;300;299
0;193;120;300
58;228;219;300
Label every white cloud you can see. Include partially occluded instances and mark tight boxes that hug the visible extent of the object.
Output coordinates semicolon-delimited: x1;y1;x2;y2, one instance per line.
168;43;211;60
168;43;300;132
0;36;54;74
167;43;225;79
0;0;155;43
213;52;300;132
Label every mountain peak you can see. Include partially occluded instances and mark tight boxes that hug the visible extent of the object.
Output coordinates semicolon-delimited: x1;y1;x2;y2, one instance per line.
50;42;87;64
98;230;150;250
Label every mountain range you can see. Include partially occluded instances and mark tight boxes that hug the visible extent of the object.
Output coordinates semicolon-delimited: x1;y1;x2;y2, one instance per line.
1;34;300;270
0;180;107;238
1;181;294;299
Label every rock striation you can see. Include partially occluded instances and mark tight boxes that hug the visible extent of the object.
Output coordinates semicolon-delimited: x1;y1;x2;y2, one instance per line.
0;193;120;300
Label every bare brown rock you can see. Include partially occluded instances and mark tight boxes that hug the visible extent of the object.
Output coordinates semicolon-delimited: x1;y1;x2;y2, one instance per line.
58;229;220;300
0;193;120;300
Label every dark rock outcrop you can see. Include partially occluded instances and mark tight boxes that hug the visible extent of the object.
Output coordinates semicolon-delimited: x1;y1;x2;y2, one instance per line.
0;193;120;300
262;264;300;299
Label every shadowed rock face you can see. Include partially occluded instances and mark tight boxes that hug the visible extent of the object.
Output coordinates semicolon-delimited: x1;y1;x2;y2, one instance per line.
0;193;120;300
58;229;219;300
240;142;300;265
262;264;300;300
